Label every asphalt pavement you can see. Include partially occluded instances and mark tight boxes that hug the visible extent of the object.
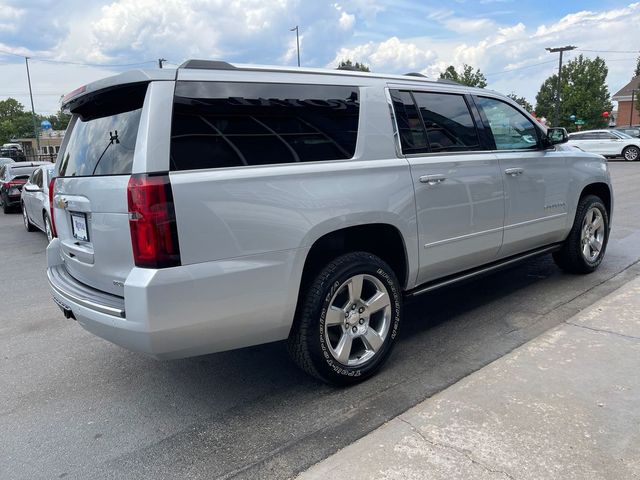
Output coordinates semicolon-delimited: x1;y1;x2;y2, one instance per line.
1;162;640;480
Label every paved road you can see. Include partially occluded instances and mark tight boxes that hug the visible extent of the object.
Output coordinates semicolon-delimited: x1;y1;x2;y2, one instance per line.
2;162;640;480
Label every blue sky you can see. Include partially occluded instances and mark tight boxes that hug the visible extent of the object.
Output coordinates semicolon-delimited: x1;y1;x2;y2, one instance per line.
0;0;638;116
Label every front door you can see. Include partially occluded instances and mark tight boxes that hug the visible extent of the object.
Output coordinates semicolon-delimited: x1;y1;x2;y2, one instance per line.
473;96;569;257
389;88;505;285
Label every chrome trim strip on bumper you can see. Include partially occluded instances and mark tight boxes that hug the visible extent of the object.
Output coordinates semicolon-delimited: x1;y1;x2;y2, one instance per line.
47;265;126;318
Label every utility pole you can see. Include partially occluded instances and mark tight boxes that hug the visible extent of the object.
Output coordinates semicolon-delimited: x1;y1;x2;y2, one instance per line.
158;58;166;69
545;45;577;126
24;57;40;154
630;89;637;126
290;26;300;67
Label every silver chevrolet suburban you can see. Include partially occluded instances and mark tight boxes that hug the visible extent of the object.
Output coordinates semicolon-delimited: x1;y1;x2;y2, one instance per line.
47;60;613;385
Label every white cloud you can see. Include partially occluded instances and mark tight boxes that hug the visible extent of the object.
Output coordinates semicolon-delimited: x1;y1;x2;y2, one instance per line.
329;3;640;107
330;36;435;70
339;11;356;30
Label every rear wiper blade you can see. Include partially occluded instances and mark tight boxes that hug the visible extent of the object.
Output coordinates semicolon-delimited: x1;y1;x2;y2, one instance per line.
91;130;119;175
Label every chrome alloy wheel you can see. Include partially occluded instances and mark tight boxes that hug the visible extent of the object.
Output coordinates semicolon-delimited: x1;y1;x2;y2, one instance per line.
624;146;639;161
581;207;605;262
324;274;392;367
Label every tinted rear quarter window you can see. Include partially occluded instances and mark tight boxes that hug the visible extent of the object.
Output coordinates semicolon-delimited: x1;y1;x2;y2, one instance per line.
413;92;481;152
170;82;360;170
57;83;147;177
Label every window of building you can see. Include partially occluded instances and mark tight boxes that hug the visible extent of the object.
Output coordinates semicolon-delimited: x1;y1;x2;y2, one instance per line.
170;82;360;170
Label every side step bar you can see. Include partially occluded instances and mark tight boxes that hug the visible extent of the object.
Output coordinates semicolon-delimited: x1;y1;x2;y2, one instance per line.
406;243;563;298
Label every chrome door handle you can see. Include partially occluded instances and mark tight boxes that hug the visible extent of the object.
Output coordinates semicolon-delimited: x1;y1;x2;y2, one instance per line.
504;168;524;177
419;174;446;185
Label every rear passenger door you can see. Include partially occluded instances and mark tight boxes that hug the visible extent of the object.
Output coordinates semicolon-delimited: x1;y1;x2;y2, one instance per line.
473;96;569;257
390;88;505;284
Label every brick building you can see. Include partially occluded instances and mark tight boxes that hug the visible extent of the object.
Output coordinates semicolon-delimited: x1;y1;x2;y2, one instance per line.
612;75;640;126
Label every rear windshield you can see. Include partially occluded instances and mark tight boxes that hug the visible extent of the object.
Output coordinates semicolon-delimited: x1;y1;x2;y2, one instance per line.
57;83;147;177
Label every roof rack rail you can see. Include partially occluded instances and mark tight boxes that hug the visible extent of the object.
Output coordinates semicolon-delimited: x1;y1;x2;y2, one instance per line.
437;78;462;86
404;72;426;78
179;60;237;70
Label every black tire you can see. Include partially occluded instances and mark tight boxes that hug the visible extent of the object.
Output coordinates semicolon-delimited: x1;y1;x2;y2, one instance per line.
23;203;37;231
622;145;639;161
553;195;609;274
288;252;402;386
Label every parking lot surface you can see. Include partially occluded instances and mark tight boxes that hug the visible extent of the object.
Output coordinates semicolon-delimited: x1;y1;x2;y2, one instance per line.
2;162;640;480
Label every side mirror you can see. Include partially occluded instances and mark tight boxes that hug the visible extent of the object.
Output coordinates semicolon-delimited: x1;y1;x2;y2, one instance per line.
24;185;40;192
546;127;569;145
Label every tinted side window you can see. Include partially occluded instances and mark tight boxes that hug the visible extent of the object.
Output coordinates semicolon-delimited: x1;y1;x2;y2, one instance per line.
596;132;616;139
475;97;539;150
570;133;585;140
390;90;428;154
413;92;481;152
171;82;360;170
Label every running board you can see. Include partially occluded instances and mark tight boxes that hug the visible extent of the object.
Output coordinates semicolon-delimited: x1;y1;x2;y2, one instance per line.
405;243;563;298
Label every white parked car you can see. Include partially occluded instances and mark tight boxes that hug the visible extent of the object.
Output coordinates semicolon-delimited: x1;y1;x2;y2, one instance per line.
568;129;640;161
21;164;55;241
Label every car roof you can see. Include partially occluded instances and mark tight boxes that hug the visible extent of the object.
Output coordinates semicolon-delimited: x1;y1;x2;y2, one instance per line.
62;60;496;109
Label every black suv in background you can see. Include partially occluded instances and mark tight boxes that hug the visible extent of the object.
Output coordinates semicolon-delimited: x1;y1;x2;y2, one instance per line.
0;162;49;213
0;148;27;162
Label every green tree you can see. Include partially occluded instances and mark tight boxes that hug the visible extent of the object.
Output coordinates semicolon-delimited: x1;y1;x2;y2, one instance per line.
634;55;640;77
534;55;612;130
46;110;72;131
337;59;370;72
0;99;72;144
439;64;487;88
0;98;36;144
507;93;533;112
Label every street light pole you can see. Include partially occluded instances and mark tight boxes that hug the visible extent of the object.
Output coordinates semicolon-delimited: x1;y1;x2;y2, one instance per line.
24;57;40;154
631;89;637;126
290;25;300;67
545;45;577;126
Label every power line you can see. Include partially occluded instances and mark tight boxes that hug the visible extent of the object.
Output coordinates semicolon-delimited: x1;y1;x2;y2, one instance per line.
485;59;558;77
0;49;157;68
577;49;640;54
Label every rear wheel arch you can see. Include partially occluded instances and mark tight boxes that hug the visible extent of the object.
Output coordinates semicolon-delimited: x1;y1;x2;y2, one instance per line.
299;223;409;293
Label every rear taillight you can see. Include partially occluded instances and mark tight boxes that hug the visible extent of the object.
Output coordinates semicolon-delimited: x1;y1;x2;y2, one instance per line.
127;173;181;269
48;177;57;238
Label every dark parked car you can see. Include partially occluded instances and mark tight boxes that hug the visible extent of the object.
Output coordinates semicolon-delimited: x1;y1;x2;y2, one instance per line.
0;148;26;162
614;126;640;138
0;162;49;213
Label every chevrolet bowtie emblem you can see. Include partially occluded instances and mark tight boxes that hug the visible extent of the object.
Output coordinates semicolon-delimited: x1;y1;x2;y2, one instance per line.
56;197;68;209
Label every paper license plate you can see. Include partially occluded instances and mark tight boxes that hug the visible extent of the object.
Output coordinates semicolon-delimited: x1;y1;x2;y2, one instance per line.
70;212;89;242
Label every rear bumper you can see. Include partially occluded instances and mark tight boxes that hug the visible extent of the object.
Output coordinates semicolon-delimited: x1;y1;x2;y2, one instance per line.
46;239;305;359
